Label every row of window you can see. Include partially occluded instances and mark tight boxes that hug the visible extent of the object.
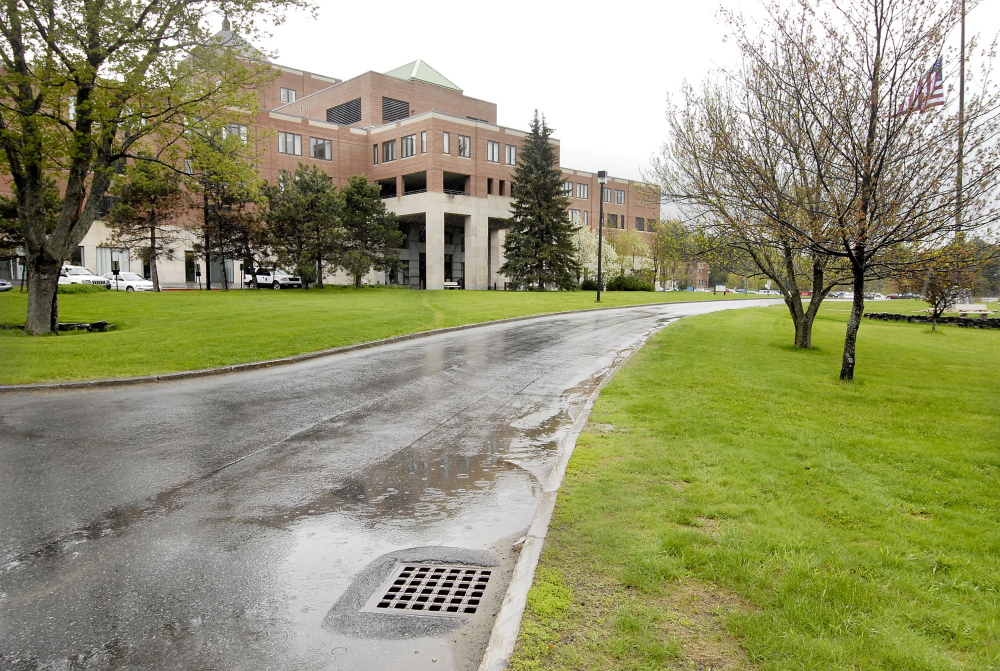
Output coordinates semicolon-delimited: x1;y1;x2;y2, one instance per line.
568;211;648;231
563;182;627;205
372;132;518;165
278;132;333;160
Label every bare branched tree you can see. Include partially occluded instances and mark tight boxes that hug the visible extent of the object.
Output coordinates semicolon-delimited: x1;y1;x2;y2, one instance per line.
653;0;1000;379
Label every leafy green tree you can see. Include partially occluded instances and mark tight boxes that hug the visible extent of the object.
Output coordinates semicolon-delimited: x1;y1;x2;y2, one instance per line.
0;179;61;267
263;164;343;287
186;120;263;290
106;158;186;291
338;175;403;288
0;1;303;333
501;111;579;290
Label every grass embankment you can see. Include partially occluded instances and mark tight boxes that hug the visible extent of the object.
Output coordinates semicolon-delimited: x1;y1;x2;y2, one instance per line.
512;303;1000;671
0;287;742;385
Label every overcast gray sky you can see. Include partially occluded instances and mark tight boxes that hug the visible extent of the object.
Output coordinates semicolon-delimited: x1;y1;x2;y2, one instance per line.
255;0;1000;181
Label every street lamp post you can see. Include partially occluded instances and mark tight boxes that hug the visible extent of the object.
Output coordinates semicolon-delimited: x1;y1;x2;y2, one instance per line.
596;170;607;302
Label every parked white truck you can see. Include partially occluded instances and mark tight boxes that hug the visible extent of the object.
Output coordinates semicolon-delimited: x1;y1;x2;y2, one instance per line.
243;267;303;289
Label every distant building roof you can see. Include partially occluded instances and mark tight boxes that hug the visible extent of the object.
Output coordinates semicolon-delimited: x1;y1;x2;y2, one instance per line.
384;60;461;92
209;17;271;63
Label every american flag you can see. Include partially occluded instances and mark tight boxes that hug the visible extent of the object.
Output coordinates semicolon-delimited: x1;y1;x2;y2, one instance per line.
896;57;945;116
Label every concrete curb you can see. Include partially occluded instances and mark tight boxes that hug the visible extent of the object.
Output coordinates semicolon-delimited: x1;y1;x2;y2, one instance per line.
0;299;757;393
477;317;675;671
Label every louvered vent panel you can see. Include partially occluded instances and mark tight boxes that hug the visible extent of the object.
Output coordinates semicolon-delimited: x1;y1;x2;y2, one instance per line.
327;98;362;125
382;97;410;123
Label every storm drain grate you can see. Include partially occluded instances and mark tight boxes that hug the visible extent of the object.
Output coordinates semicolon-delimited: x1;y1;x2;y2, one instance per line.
362;564;493;618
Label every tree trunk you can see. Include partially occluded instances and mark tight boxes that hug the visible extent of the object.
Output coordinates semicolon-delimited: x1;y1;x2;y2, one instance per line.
149;225;160;292
839;270;867;381
25;253;61;335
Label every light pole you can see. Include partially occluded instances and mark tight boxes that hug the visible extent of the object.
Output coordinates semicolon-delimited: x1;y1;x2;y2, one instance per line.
596;170;607;302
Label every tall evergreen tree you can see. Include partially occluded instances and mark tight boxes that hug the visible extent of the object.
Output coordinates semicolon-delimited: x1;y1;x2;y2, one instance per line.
339;175;404;288
263;164;343;288
501;111;579;290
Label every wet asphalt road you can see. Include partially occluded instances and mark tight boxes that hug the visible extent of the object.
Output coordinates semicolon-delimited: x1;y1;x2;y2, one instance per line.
0;300;774;671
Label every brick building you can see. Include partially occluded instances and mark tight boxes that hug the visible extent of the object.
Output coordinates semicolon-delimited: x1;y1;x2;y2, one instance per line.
4;25;661;289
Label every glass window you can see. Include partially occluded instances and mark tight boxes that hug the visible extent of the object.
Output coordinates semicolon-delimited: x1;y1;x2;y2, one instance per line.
635;217;645;231
280;87;296;103
373;144;379;165
505;144;517;165
606;213;619;228
382;139;396;162
563;180;573;196
443;131;450;154
487;141;500;162
421;131;427;153
615;189;625;205
602;186;611;203
401;134;416;158
581;210;588;226
569;209;581;222
458;135;471;158
278;132;302;155
577;183;588;199
222;123;247;142
310;137;332;160
184;251;196;283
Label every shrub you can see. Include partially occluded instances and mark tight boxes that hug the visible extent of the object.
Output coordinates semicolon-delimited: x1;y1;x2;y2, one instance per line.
57;284;107;294
580;278;599;291
607;275;655;291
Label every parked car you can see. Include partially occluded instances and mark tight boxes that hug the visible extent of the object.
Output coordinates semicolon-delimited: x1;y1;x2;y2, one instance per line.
102;272;155;292
0;279;12;292
244;268;303;289
58;265;110;288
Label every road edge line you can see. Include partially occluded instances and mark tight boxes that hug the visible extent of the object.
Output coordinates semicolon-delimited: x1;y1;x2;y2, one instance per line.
476;318;676;671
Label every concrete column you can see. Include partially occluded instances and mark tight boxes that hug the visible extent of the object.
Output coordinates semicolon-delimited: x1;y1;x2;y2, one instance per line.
426;209;445;290
464;215;489;290
489;227;502;288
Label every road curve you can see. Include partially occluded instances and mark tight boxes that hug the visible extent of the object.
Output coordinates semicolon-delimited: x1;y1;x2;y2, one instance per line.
0;299;776;671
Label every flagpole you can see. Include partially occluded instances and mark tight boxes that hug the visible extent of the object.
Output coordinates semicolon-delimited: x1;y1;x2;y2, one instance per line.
957;0;965;232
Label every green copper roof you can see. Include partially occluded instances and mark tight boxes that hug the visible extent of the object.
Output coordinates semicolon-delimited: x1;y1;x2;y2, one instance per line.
384;60;462;92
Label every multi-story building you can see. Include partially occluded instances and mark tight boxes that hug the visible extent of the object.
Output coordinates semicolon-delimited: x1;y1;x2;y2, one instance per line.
3;24;662;289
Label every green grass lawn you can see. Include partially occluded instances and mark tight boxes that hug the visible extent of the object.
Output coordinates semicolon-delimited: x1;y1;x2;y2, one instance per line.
0;287;744;385
511;303;1000;671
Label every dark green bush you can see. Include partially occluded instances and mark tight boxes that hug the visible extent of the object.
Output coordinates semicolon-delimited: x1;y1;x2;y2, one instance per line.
57;284;107;294
606;275;655;291
580;278;600;291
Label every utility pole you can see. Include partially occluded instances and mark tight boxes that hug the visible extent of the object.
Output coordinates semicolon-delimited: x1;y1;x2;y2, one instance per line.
596;170;607;302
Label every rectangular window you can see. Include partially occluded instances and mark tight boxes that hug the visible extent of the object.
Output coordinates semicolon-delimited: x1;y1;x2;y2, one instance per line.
607;213;619;228
563;180;573;196
401;134;416;158
581;210;588;226
635;217;645;231
421;131;427;153
458;135;471;158
278;132;302;155
223;123;247;142
569;209;581;222
310;137;332;160
487;140;500;162
505;144;517;165
443;132;450;154
382;139;397;162
280;87;297;103
499;180;505;196
615;189;625;205
487;177;494;195
373;144;379;165
602;186;611;203
577;183;588;199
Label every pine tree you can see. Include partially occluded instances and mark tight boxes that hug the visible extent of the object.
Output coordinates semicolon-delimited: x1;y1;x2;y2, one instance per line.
501;111;579;290
339;175;404;288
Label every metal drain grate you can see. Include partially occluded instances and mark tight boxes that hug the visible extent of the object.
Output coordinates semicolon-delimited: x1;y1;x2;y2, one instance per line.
362;563;493;618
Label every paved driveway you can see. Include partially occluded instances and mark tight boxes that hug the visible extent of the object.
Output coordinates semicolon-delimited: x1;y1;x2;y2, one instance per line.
0;300;776;670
